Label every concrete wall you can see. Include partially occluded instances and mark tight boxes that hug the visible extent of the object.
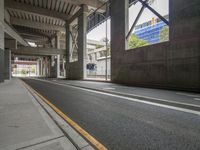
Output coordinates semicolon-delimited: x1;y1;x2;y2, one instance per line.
111;0;200;92
0;0;4;82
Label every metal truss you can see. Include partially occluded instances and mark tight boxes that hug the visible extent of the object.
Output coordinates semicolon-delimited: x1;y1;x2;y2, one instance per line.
126;0;169;40
69;24;78;62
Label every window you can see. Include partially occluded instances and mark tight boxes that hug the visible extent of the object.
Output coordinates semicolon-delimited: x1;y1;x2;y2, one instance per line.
127;0;169;50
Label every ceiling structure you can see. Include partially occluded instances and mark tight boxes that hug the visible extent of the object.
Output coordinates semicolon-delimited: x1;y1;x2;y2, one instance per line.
5;0;106;47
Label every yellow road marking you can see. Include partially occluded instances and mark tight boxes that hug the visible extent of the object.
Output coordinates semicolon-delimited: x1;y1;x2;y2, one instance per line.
21;80;108;150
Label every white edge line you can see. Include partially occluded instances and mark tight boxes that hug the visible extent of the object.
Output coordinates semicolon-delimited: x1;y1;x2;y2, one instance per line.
176;92;200;98
29;78;200;116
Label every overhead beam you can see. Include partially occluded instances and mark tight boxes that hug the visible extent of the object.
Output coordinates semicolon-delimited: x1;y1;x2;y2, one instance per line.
3;21;29;46
11;47;66;56
21;35;49;42
14;25;53;38
5;0;70;20
10;17;65;32
61;0;105;10
15;28;51;39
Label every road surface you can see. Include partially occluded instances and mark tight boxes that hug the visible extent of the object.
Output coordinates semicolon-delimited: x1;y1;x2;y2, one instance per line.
23;78;200;150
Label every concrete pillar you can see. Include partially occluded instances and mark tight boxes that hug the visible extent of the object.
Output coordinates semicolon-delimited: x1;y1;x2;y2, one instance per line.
4;50;11;80
55;33;60;78
78;5;88;79
5;39;17;49
110;0;129;81
62;56;66;77
36;59;40;76
57;55;60;78
50;55;56;78
4;39;17;80
66;5;88;79
0;0;4;82
55;32;60;49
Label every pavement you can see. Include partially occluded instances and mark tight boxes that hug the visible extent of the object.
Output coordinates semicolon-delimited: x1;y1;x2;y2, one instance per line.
0;79;94;150
23;78;200;150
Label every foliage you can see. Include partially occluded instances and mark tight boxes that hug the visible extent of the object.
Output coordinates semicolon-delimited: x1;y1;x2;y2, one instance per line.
128;34;149;49
21;69;27;75
96;44;104;49
160;26;169;42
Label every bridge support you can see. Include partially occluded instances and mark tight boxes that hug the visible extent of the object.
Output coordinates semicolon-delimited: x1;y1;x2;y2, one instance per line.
4;50;11;80
66;5;88;80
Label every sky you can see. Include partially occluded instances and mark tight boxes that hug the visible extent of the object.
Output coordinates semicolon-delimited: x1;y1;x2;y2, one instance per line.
87;0;169;41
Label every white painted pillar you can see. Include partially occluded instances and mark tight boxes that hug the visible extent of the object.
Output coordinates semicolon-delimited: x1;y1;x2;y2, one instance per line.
57;55;60;78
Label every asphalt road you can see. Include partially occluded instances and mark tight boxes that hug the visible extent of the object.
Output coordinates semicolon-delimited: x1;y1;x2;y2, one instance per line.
23;78;200;150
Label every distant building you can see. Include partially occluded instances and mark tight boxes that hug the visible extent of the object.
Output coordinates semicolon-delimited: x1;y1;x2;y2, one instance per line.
134;15;169;44
86;39;111;78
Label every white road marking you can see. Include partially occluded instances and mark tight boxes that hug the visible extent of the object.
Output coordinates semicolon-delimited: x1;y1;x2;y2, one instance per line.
194;98;200;101
103;87;115;90
176;92;200;98
30;78;200;116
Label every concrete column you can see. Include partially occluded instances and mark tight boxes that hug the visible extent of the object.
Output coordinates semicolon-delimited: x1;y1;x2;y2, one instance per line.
57;55;60;78
55;32;60;49
4;39;17;80
36;59;40;76
0;0;4;82
4;50;11;80
40;58;43;76
65;22;70;78
55;33;60;78
50;55;56;78
62;56;66;77
78;5;88;79
110;0;129;81
66;5;88;79
5;39;17;49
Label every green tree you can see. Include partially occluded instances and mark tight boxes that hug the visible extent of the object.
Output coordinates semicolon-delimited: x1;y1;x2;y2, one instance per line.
21;69;26;75
160;26;169;42
128;34;149;49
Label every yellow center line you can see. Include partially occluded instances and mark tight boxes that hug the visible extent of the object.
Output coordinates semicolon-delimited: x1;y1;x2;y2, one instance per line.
21;80;108;150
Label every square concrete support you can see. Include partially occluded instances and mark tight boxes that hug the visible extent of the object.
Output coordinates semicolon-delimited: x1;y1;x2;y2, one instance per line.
4;50;11;80
110;0;129;81
66;5;88;80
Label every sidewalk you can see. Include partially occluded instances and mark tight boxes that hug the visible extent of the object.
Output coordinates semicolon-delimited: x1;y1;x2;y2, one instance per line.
0;79;93;150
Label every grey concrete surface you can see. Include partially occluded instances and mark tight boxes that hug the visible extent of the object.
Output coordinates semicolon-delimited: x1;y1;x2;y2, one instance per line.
0;79;77;150
23;78;200;150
